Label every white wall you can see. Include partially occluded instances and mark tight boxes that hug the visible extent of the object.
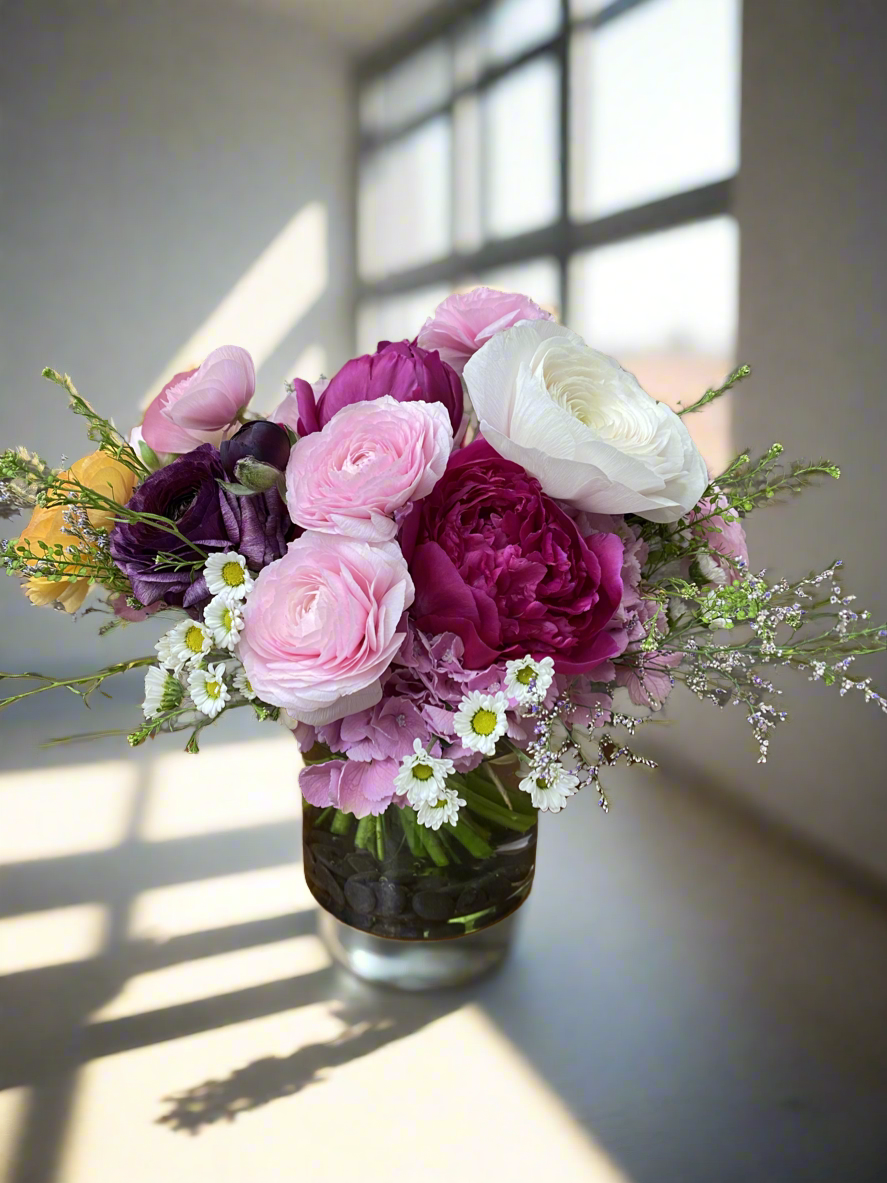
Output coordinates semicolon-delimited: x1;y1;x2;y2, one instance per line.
648;0;887;881
0;0;353;684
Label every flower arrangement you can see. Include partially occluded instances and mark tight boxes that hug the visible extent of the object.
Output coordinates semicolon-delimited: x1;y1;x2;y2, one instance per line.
2;288;885;946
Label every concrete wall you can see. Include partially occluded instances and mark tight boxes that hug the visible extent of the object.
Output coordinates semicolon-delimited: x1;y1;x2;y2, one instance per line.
0;0;353;681
648;0;887;882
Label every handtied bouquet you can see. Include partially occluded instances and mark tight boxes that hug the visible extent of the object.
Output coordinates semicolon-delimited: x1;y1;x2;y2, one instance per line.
3;289;886;953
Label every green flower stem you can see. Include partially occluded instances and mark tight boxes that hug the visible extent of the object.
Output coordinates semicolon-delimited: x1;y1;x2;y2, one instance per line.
444;818;494;860
419;827;449;867
0;656;156;711
398;806;425;857
374;814;386;862
458;786;537;832
330;809;352;836
354;816;375;852
314;807;334;829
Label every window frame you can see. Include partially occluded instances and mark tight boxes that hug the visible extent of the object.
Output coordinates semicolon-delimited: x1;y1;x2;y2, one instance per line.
354;0;735;325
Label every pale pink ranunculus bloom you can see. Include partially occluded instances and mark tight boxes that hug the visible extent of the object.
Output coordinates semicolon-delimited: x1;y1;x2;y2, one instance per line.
285;396;453;543
141;346;256;454
237;533;414;726
417;286;554;375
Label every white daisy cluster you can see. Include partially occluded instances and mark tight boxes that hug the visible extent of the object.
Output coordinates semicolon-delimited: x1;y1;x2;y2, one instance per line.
144;551;257;721
394;739;462;830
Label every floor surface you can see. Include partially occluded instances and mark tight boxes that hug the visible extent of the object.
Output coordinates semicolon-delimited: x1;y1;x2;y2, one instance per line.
1;705;886;1182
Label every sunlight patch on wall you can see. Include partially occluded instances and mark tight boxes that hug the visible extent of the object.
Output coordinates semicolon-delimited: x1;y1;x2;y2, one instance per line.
140;201;328;408
0;1087;30;1177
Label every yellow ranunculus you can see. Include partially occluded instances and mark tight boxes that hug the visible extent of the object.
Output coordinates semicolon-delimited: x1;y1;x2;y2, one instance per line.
17;451;137;613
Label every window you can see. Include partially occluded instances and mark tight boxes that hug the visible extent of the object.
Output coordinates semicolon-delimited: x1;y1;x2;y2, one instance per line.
355;0;742;469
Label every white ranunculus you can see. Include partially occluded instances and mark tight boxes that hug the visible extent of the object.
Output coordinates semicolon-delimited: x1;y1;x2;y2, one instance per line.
463;320;709;522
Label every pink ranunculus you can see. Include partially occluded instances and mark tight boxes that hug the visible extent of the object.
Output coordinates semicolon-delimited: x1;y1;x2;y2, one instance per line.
237;533;414;726
299;758;401;818
289;340;463;438
416;286;554;375
286;396;453;543
141;346;256;454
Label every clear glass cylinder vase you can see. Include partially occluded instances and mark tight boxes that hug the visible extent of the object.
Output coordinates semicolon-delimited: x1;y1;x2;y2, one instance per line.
302;755;537;990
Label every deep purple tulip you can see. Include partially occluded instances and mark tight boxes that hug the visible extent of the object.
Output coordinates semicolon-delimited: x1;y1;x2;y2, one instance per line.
283;340;464;439
220;421;291;480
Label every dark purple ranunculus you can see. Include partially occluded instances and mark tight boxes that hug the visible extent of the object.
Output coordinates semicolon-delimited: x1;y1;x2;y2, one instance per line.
290;339;464;438
402;439;627;674
220;420;291;480
110;444;288;609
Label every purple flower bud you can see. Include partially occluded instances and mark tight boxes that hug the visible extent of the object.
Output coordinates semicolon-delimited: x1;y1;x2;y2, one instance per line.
220;421;291;481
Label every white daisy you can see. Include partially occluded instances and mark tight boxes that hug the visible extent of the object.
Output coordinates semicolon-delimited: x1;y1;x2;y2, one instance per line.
161;619;213;670
142;665;183;719
504;655;555;705
232;666;257;701
204;594;244;650
204;551;253;601
518;765;579;813
452;690;509;756
188;662;230;719
394;738;455;806
415;786;466;831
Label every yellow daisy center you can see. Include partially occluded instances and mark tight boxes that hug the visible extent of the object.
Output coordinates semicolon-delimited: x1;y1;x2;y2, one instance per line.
516;666;534;685
185;626;205;653
471;708;498;736
412;763;434;782
223;561;245;587
205;679;221;699
222;607;233;631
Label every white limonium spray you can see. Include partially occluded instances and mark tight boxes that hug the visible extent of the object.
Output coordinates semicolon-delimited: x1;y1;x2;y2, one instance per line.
394;738;455;806
415;786;466;831
504;655;555;705
188;662;230;719
204;551;254;601
142;665;184;719
453;690;509;756
161;619;213;670
519;764;579;813
232;666;257;701
204;594;244;650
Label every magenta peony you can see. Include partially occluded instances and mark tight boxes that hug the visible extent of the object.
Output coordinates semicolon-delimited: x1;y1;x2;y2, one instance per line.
286;396;452;543
403;439;626;674
238;533;414;725
417;286;554;375
288;339;463;438
141;346;256;454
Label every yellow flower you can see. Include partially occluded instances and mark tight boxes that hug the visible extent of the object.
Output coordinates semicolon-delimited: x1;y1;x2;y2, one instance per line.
17;451;137;613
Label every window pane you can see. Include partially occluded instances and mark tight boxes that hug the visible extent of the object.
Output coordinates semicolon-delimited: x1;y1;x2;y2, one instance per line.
454;96;483;253
484;56;560;239
568;216;739;473
358;117;452;280
487;0;562;63
480;257;561;318
359;40;452;134
357;285;453;355
570;0;741;218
